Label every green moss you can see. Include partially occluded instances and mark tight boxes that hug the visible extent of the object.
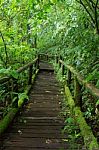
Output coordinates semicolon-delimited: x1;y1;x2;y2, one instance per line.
0;86;30;135
74;107;99;149
0;108;18;134
64;85;99;150
64;85;75;111
0;69;39;135
89;139;99;150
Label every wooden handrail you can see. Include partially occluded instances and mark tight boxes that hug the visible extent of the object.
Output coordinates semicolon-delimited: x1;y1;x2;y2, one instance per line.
38;53;55;60
17;57;38;73
0;57;38;84
59;60;99;98
0;56;39;108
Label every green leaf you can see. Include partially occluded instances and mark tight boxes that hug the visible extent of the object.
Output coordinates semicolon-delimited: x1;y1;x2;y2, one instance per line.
96;80;99;88
65;117;73;124
0;68;11;75
18;93;29;100
85;74;93;82
96;100;99;106
9;70;19;79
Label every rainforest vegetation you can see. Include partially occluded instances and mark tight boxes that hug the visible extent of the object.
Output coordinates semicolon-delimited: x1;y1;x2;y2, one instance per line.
0;0;99;83
0;0;99;147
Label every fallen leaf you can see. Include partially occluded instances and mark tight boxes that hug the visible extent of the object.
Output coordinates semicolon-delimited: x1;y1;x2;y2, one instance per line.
18;130;22;135
62;139;68;142
46;139;52;144
45;91;51;93
24;120;27;123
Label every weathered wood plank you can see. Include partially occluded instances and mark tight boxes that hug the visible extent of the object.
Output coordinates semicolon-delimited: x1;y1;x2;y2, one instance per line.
1;62;83;150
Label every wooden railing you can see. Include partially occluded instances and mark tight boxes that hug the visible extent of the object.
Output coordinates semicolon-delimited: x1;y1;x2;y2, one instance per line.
0;57;39;110
55;56;99;149
38;53;55;61
0;55;98;148
55;56;99;110
1;53;98;112
0;53;54;112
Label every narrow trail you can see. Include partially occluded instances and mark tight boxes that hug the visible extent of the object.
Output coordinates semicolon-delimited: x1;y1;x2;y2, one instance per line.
0;62;69;150
0;62;85;150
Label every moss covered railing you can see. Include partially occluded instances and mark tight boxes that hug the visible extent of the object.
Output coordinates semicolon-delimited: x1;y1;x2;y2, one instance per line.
0;56;39;135
55;56;99;150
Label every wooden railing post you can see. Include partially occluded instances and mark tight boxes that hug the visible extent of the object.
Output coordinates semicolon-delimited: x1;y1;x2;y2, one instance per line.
56;55;58;64
62;64;65;75
12;78;18;107
37;54;40;69
60;55;62;61
67;69;71;87
59;60;61;68
38;54;41;60
59;56;62;68
34;61;37;74
46;54;48;61
28;64;33;85
74;76;82;108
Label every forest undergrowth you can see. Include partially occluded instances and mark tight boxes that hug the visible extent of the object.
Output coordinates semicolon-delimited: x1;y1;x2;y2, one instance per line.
0;0;99;147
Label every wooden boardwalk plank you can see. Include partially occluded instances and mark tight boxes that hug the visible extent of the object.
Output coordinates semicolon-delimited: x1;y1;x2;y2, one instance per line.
0;62;77;150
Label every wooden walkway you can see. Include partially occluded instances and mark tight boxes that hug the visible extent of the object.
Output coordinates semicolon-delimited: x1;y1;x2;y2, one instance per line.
0;62;85;150
0;62;70;150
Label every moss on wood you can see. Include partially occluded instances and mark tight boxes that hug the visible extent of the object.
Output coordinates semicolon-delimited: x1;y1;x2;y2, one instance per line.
64;85;75;111
0;86;30;135
0;108;18;135
64;85;99;150
59;60;99;98
74;107;99;150
0;69;39;135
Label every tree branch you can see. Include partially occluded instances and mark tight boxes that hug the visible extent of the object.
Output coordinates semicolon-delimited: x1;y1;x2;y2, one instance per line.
94;0;99;34
86;0;94;13
0;54;6;65
0;31;8;68
89;0;99;9
79;0;95;26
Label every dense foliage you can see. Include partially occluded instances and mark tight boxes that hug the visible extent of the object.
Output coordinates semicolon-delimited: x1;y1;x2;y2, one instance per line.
0;0;99;139
37;0;99;87
1;0;98;85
